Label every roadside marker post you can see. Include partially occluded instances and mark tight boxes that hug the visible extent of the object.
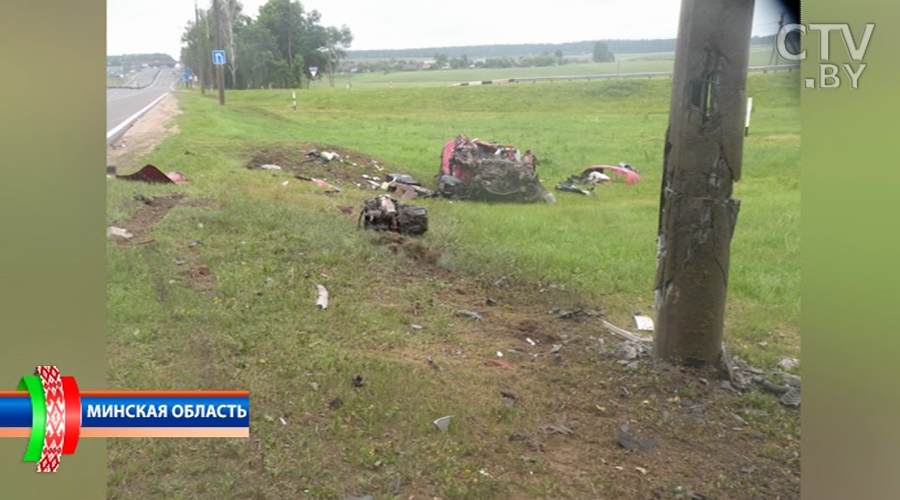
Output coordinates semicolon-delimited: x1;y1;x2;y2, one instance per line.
745;97;753;136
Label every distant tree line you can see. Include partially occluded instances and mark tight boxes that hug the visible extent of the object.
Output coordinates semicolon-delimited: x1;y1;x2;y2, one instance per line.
341;42;613;74
179;0;353;90
345;36;776;61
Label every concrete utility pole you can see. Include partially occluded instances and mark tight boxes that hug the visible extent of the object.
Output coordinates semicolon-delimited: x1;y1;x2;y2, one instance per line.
654;0;755;366
213;0;226;105
195;2;205;94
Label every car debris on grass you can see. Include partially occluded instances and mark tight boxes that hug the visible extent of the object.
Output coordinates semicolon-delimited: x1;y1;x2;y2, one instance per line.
358;195;428;236
437;134;556;204
115;164;188;184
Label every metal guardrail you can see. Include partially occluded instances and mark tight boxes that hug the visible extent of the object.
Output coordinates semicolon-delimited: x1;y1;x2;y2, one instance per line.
452;65;800;86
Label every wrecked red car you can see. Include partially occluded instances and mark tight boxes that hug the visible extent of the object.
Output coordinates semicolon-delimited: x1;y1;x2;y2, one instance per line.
437;135;555;203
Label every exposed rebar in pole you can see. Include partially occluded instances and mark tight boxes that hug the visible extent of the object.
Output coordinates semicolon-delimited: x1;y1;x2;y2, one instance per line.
213;0;226;105
654;0;755;366
769;12;786;65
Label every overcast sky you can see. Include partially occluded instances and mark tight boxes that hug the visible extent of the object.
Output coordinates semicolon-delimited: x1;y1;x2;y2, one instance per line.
108;0;792;59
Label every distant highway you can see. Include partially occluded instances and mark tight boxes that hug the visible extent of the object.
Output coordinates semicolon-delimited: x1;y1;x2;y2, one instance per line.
106;68;179;145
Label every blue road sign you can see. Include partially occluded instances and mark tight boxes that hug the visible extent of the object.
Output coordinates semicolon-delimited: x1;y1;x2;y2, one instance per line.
212;50;226;65
182;67;193;83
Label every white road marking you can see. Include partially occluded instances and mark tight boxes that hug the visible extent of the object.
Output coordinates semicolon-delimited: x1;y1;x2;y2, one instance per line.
106;92;169;140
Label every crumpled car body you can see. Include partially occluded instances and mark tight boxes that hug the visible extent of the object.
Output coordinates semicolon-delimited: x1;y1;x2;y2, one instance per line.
437;135;554;203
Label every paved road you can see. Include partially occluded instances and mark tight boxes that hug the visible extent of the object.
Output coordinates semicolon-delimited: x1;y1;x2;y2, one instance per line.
106;68;179;145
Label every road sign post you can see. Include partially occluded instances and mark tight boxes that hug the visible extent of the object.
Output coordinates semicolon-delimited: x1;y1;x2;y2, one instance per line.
212;50;226;66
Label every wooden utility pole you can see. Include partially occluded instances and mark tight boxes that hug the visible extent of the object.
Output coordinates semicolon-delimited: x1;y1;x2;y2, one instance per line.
194;2;205;94
654;0;755;366
213;0;226;105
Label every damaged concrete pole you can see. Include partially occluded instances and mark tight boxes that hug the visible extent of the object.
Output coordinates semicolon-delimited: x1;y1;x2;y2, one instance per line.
654;0;754;366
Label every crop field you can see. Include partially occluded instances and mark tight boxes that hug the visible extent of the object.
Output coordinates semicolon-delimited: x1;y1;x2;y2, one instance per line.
106;71;800;500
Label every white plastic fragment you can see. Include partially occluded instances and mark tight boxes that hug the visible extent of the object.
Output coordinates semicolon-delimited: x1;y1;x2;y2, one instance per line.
315;285;329;309
434;416;452;432
634;315;655;331
106;226;134;240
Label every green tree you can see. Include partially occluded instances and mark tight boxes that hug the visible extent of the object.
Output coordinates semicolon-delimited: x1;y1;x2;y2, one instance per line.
234;19;282;88
215;0;243;88
258;0;307;87
319;25;353;88
592;41;615;62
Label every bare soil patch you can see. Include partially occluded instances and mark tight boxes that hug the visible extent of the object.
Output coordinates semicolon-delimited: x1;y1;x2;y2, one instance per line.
360;230;801;500
246;145;413;189
122;193;184;241
107;93;182;169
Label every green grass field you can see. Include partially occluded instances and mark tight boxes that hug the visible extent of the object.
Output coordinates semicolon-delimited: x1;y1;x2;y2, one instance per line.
329;46;786;89
107;71;800;499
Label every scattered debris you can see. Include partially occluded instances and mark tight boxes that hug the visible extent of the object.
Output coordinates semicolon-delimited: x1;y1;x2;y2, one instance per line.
260;164;282;171
555;178;593;196
410;324;423;330
116;164;185;184
106;226;134;240
456;309;483;320
437;134;555;203
500;391;517;408
387;173;418;185
390;476;402;495
755;377;790;395
581;163;642;185
358;196;428;236
279;417;287;426
426;356;439;370
602;320;653;343
166;171;188;184
433;415;452;432
586;171;612;184
618;425;658;452
509;431;544;452
780;387;801;407
777;357;800;370
541;423;574;436
778;372;801;388
525;337;536;346
634;314;655;331
352;375;364;388
553;307;604;321
486;359;514;370
329;398;343;410
296;175;341;192
315;285;329;309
